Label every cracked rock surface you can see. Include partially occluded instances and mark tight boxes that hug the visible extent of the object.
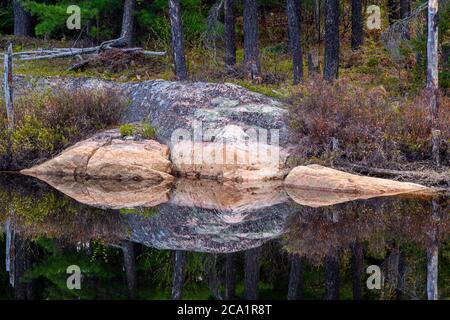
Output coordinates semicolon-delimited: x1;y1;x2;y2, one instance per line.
21;129;174;183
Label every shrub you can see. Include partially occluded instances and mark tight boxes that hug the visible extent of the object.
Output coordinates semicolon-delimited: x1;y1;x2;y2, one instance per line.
0;88;127;170
119;124;134;137
288;77;450;166
139;123;157;139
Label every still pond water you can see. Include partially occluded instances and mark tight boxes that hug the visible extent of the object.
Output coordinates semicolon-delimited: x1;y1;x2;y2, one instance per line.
0;173;448;300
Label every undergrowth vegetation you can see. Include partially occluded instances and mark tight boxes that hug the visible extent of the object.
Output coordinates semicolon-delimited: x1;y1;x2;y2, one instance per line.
288;77;450;167
0;88;127;170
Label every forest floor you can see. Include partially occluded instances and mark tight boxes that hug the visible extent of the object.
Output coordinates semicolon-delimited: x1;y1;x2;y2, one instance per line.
0;34;428;101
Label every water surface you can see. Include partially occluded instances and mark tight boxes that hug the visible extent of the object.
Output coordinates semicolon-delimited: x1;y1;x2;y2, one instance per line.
0;173;448;300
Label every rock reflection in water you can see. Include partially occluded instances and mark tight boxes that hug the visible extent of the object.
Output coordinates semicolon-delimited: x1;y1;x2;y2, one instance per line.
0;174;448;300
33;175;172;210
0;174;296;253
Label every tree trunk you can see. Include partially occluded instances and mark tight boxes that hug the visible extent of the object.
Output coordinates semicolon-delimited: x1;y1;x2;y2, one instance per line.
121;241;137;299
244;247;261;300
315;0;321;43
225;253;237;300
171;250;186;300
385;245;400;292
169;0;188;81
324;253;340;300
427;0;439;165
323;0;339;80
13;237;34;299
400;0;410;39
286;0;303;84
351;242;363;300
4;44;14;130
427;199;440;300
243;0;261;79
120;0;136;47
287;254;304;300
13;0;32;36
427;242;438;300
397;249;406;300
224;0;236;67
351;0;363;50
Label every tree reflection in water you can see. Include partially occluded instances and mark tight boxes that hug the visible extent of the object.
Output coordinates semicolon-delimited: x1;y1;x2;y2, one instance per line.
0;174;448;300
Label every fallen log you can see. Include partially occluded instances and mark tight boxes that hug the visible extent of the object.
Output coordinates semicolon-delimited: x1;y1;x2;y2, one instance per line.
338;164;450;187
1;37;165;61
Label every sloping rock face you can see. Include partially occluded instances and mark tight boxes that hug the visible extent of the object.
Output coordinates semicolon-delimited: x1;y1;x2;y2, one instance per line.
15;77;293;180
21;129;174;183
122;81;291;147
284;164;431;207
13;77;292;146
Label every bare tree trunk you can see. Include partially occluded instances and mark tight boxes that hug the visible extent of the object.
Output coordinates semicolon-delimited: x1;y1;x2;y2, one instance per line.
427;0;439;165
121;241;137;299
427;199;440;300
315;0;321;43
351;0;363;50
171;250;186;300
286;0;303;84
120;0;136;47
397;249;406;299
224;0;236;67
323;0;339;80
13;236;34;299
225;253;237;300
324;252;340;300
169;0;188;81
4;44;14;130
287;254;304;300
351;242;363;300
427;242;439;300
13;0;32;36
243;0;261;79
385;245;400;292
244;247;261;300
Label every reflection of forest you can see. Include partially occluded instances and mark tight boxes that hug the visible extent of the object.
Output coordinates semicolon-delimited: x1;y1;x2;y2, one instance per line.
0;174;448;300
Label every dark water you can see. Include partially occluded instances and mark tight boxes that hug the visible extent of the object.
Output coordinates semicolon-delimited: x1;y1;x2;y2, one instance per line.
0;173;448;300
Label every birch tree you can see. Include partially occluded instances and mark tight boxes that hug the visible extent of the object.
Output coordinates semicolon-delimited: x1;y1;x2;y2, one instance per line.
4;44;14;130
427;0;439;165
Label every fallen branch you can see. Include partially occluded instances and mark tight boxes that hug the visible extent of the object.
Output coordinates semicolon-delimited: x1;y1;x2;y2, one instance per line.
1;38;165;61
338;163;450;187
